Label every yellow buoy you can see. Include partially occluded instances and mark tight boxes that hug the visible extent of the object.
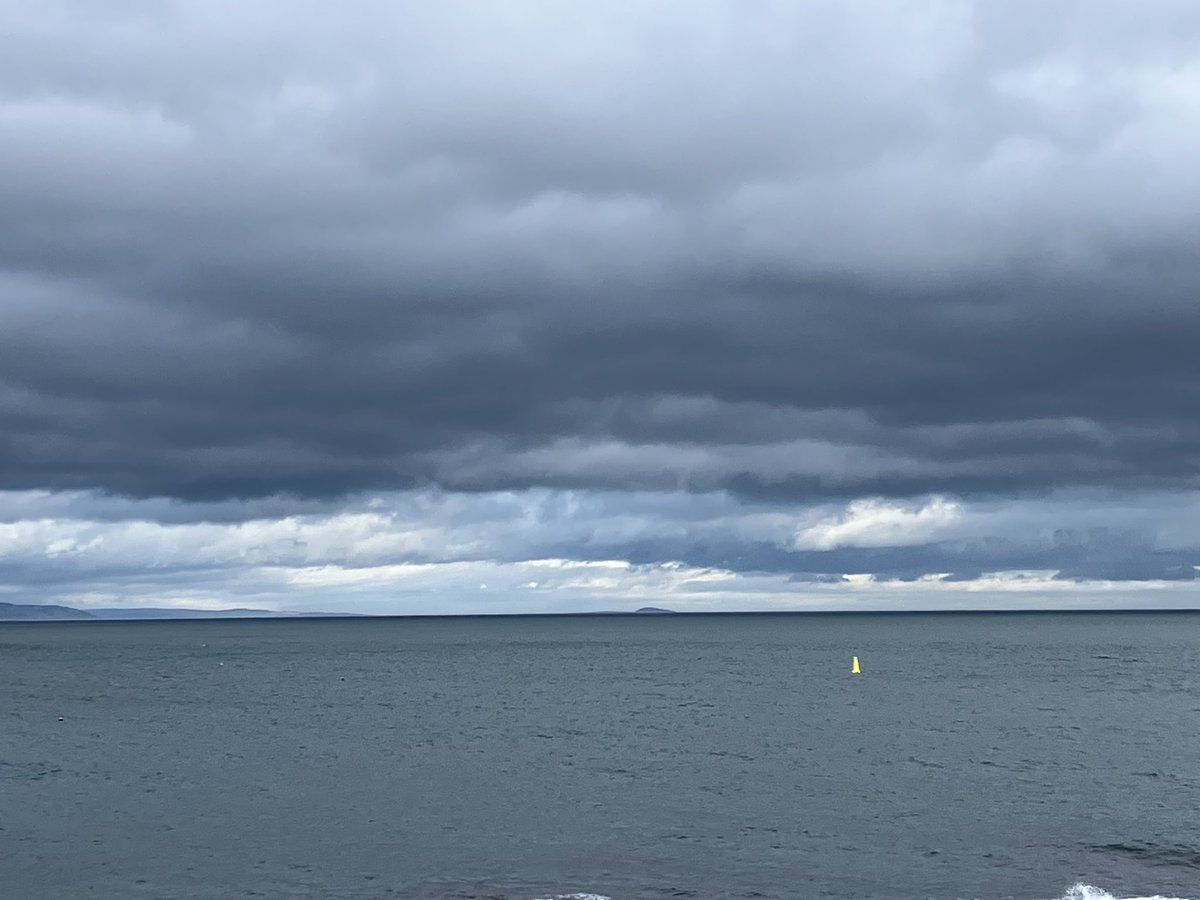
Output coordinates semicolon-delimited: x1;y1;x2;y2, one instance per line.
851;655;861;674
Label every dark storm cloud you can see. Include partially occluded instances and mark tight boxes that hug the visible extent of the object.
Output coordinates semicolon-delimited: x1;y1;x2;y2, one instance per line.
3;1;1200;502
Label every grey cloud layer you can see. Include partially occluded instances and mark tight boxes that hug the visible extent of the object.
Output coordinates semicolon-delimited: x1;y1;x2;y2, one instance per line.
3;1;1200;502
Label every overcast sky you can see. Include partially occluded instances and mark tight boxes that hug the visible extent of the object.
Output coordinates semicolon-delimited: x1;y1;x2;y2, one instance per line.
2;0;1198;613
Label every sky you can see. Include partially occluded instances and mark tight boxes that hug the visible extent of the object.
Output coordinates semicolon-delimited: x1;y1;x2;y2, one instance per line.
2;0;1199;614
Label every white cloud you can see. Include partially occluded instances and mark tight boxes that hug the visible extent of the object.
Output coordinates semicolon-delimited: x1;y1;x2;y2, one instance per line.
0;488;1196;613
793;496;963;550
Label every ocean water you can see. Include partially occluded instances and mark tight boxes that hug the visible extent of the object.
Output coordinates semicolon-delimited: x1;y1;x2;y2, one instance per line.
1;612;1198;900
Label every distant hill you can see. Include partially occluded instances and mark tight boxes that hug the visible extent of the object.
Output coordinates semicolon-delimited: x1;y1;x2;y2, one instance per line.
0;603;288;621
0;602;95;620
583;607;678;615
0;602;670;621
88;607;286;620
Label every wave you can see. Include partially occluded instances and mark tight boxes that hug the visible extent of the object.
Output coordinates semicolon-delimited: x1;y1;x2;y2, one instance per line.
531;888;1188;900
1090;840;1200;871
528;888;1191;900
526;885;1191;900
1061;884;1195;900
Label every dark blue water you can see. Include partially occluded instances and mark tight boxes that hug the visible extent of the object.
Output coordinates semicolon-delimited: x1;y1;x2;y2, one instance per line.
2;612;1198;900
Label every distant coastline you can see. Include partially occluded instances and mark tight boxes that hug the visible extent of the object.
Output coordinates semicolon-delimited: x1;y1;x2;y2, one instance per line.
3;601;1198;622
0;602;347;622
0;602;683;622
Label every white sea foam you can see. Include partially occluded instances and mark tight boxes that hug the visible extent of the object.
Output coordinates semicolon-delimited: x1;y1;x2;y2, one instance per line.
537;889;1192;900
533;887;1195;900
1059;884;1194;900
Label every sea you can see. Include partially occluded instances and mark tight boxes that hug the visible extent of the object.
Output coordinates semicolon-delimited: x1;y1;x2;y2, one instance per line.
2;612;1198;900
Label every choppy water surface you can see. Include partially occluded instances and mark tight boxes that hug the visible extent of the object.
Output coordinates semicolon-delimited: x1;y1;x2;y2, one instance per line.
2;612;1198;900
